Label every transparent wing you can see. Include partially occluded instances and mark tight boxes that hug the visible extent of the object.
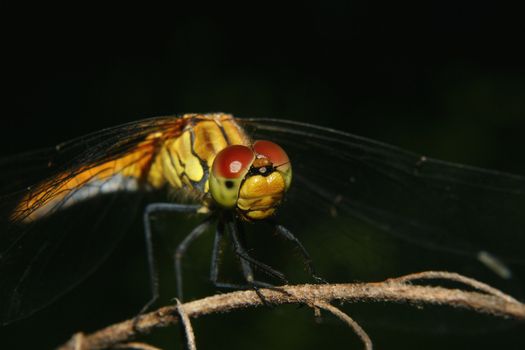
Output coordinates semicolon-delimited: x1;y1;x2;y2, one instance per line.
0;116;185;325
240;118;525;296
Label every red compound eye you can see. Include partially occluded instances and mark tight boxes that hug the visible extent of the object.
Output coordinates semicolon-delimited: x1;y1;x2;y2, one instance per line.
212;145;255;179
253;140;289;166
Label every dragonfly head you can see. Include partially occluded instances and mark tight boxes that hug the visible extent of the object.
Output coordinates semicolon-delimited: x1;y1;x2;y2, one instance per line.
209;140;292;220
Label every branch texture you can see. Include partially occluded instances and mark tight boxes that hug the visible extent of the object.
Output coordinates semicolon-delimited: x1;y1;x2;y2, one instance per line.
58;271;525;350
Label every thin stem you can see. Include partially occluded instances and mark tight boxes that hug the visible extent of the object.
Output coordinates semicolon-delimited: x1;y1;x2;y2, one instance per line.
176;299;196;350
57;271;525;350
314;301;372;350
387;271;518;302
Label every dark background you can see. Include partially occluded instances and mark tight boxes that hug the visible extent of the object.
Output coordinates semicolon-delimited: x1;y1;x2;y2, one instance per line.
1;3;524;349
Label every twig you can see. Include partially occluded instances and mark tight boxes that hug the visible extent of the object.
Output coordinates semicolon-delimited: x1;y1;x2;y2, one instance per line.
314;301;373;350
57;271;525;350
113;342;162;350
388;271;518;302
175;298;196;350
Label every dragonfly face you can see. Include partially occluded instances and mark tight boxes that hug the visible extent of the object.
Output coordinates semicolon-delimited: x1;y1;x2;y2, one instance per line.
209;140;292;220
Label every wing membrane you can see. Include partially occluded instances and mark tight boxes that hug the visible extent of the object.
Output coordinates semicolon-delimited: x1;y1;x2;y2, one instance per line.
0;116;184;324
3;115;524;326
241;118;525;292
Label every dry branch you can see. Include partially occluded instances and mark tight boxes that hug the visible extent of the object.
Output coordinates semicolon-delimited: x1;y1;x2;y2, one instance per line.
58;271;525;350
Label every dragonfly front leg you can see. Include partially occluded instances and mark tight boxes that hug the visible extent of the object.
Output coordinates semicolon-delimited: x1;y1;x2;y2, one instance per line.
227;220;288;286
209;219;276;307
141;202;202;314
274;224;327;284
174;218;212;300
209;221;252;290
210;218;286;292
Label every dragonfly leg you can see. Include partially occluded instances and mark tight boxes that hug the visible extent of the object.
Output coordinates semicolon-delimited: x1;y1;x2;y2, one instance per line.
174;218;212;300
141;203;202;314
274;224;327;284
210;219;291;305
210;219;277;289
210;221;251;289
209;221;228;286
228;220;288;285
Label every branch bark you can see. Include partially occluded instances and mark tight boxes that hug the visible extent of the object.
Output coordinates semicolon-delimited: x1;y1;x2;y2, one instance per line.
57;271;525;350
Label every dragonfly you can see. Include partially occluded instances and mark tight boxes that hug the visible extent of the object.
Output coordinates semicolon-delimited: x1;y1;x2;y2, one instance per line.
0;113;524;327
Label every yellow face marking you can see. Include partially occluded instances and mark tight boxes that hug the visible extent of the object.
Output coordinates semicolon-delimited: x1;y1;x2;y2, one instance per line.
244;208;276;220
237;172;286;220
